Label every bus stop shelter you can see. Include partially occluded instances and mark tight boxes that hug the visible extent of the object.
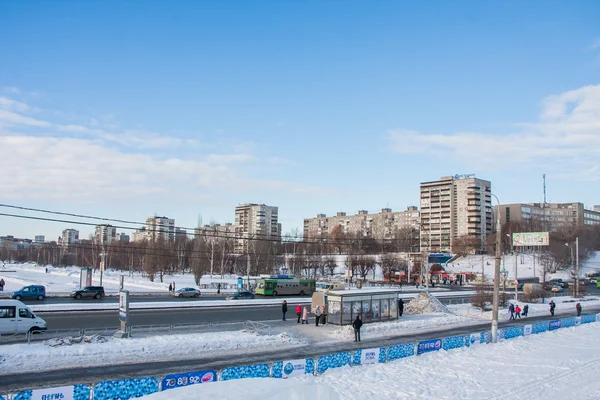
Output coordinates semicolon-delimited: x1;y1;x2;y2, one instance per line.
326;288;401;325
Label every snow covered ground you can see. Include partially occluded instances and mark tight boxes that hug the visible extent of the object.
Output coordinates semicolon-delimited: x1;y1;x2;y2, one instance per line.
0;262;239;295
0;330;305;375
142;322;600;400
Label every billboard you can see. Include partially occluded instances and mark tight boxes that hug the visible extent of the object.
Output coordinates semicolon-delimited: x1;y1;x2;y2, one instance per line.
512;232;549;247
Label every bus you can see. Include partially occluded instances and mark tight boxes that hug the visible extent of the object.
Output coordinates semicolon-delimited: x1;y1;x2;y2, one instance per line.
255;278;316;296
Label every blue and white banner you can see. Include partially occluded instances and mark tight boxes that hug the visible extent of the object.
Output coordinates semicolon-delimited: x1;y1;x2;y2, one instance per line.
468;333;480;346
161;370;217;390
417;339;442;355
282;359;307;378
549;320;561;331
360;348;379;365
575;317;582;326
596;313;600;323
31;385;75;400
523;324;532;336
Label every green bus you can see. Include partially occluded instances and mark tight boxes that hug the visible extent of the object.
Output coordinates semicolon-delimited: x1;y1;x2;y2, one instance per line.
255;278;316;296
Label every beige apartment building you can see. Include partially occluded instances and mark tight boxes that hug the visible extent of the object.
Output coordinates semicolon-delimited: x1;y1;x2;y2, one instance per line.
194;223;236;239
419;175;492;253
234;203;281;253
303;206;420;240
498;202;600;232
94;224;117;245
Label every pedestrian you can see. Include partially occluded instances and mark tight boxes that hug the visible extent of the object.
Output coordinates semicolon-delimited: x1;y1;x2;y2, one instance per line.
282;300;288;321
217;283;221;295
514;305;521;319
398;298;404;317
0;278;4;292
576;303;582;317
315;305;322;327
168;283;172;293
509;303;515;320
296;304;302;323
352;315;363;342
549;300;556;317
523;304;529;317
302;306;309;324
172;282;176;292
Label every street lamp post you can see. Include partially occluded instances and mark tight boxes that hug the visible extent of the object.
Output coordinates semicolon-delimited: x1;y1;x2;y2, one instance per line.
418;223;430;289
490;194;502;343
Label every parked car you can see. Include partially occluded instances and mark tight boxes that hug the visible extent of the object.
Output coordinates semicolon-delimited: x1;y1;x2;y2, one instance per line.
71;286;105;300
227;291;255;300
173;288;201;298
11;285;46;301
590;278;597;284
0;300;47;334
551;285;563;293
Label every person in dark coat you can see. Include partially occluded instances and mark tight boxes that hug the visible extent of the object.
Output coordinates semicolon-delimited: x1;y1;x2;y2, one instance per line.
282;300;288;321
217;283;221;295
352;315;363;342
0;278;5;291
523;304;529;317
549;300;556;316
398;298;404;317
576;303;582;317
168;283;172;293
509;303;515;320
315;306;322;327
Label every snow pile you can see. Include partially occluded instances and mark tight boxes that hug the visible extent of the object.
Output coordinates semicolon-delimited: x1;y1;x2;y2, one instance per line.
44;334;108;347
143;323;600;400
0;330;306;374
331;314;478;340
404;291;449;314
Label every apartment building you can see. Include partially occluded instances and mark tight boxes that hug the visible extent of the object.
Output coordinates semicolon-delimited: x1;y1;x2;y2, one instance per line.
234;203;280;253
34;235;45;244
419;175;492;253
303;207;420;240
498;202;600;231
132;228;148;242
94;224;117;245
145;216;175;242
595;205;600;213
61;229;80;247
194;223;236;239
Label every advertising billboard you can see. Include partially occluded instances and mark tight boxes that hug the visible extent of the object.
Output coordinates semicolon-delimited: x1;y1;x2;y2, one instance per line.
512;232;549;247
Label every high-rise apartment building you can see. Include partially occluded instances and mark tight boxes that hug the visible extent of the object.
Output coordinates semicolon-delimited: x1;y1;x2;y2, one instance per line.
195;223;236;239
303;207;420;241
61;229;80;247
498;202;600;231
145;216;175;242
94;224;117;245
419;175;492;253
234;203;280;253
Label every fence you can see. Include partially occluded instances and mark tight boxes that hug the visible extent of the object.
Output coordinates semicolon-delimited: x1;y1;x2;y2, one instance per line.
4;312;599;399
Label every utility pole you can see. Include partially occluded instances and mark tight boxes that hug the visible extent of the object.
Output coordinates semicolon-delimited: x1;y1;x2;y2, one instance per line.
514;246;518;301
100;242;106;287
575;237;579;298
491;197;502;343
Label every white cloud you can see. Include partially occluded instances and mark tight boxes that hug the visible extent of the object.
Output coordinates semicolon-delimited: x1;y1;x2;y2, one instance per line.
590;38;600;50
0;109;51;128
387;84;600;179
0;97;29;112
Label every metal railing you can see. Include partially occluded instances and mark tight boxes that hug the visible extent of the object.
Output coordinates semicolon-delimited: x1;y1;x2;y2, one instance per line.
245;320;272;335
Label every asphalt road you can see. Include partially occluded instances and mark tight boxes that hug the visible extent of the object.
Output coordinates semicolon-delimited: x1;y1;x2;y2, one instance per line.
37;295;473;330
3;306;598;393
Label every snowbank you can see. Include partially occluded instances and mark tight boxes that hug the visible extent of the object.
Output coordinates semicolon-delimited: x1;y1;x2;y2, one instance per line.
404;291;449;314
142;323;600;400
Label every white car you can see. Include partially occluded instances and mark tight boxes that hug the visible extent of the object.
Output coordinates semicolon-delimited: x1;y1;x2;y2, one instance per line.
0;300;47;334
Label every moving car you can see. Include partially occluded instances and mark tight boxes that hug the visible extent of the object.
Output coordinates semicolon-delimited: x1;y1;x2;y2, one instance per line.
551;285;563;293
71;286;105;300
0;300;47;334
227;291;255;300
11;285;46;301
173;288;201;298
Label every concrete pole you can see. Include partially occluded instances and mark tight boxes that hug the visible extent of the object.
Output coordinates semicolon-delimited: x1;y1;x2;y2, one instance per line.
575;237;579;298
100;243;106;287
515;247;518;301
491;198;502;343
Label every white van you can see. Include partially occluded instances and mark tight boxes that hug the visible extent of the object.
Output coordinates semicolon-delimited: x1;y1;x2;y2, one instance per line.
317;282;346;292
0;300;47;335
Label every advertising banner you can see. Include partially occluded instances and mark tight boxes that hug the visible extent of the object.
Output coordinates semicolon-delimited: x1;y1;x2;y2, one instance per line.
417;339;442;355
575;317;582;326
281;359;307;378
360;348;379;365
523;324;533;336
468;333;480;346
119;291;128;322
549;320;561;331
161;370;217;390
31;385;75;400
596;313;600;323
512;232;549;247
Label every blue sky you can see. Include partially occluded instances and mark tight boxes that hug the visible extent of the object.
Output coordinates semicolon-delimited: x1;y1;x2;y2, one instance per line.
0;1;599;240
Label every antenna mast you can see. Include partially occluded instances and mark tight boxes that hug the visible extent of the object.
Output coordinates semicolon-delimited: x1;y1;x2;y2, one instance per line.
543;174;547;204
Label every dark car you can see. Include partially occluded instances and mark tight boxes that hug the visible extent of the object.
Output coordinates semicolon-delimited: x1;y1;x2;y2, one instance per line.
71;286;105;300
227;291;255;300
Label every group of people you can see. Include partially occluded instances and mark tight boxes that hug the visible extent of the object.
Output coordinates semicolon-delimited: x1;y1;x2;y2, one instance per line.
508;303;529;320
167;282;176;293
282;301;326;326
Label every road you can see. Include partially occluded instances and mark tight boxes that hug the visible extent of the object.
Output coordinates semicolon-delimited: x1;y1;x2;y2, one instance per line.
2;306;598;393
36;294;472;330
